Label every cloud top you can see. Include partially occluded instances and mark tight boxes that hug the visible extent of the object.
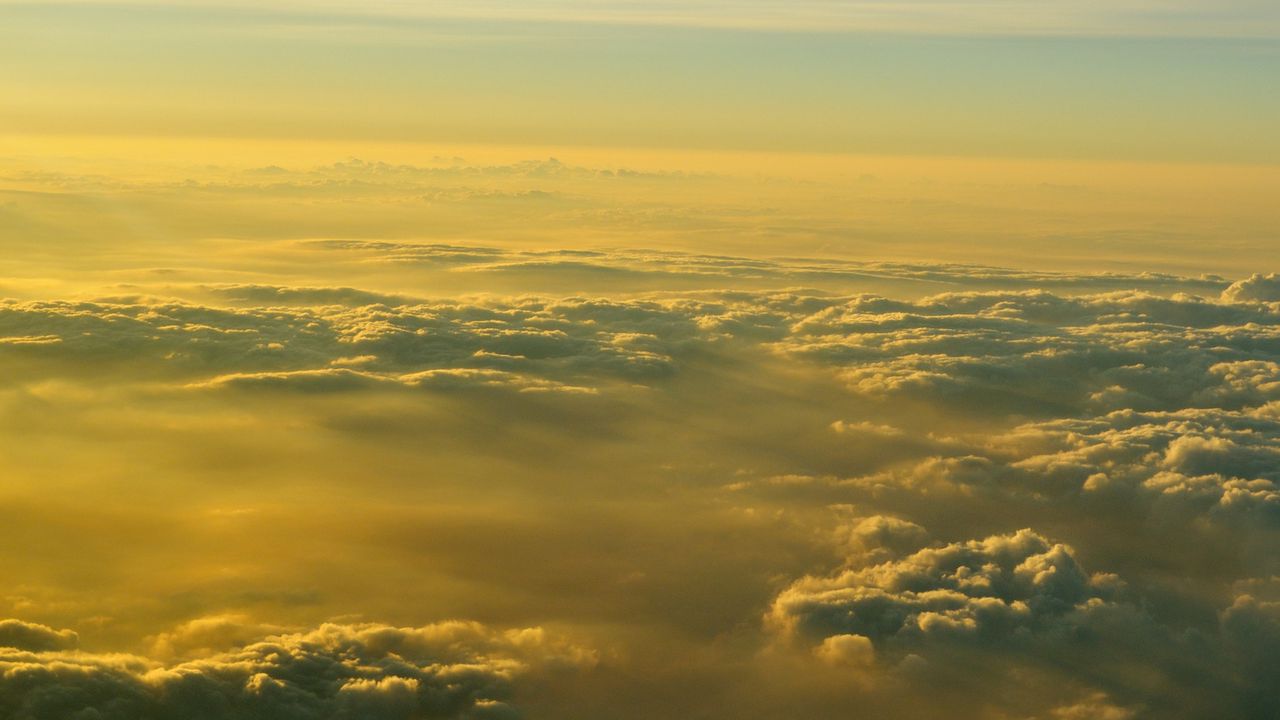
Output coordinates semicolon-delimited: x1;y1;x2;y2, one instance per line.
0;618;591;720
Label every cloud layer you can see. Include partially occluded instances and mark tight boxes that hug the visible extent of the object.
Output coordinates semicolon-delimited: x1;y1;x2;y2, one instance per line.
0;618;591;720
2;255;1280;719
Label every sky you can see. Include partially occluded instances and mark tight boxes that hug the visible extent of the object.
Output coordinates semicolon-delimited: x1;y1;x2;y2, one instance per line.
1;2;1279;719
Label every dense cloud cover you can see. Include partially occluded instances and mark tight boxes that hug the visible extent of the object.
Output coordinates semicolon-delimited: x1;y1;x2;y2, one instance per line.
3;253;1280;719
767;518;1280;718
0;619;591;720
1;262;1274;404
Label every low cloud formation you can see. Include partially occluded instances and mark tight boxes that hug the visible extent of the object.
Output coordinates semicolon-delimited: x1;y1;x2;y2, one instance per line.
0;620;79;652
780;289;1280;416
309;241;1229;295
2;257;1280;719
769;523;1280;718
1222;273;1280;303
769;528;1124;647
0;295;696;391
0;618;592;720
1;272;1273;405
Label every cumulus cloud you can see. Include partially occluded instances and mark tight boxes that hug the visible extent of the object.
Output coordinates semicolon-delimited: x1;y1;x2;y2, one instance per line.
833;515;931;562
736;405;1280;601
146;614;290;660
998;408;1280;531
1222;273;1280;303
0;619;79;652
4;275;1274;409
0;618;593;720
2;254;1280;719
700;279;1280;716
777;289;1280;416
769;529;1124;647
0;295;700;391
768;522;1280;718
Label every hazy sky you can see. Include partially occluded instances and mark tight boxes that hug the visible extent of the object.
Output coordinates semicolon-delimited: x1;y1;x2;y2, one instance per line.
4;1;1279;161
11;0;1280;35
1;2;1279;720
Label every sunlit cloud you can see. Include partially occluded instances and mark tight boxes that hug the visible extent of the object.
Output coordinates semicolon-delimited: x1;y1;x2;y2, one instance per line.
3;1;1279;715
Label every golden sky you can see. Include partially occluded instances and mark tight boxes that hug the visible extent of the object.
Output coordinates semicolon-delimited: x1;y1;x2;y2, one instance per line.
1;2;1279;719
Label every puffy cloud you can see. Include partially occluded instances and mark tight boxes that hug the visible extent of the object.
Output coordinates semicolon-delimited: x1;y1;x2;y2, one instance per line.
0;296;705;391
813;633;875;667
834;515;931;562
146;615;289;660
1218;595;1280;718
6;280;1276;412
0;618;592;720
750;406;1280;595
0;619;79;652
777;289;1280;416
1222;273;1280;303
768;523;1280;718
769;529;1122;647
1005;408;1280;528
2;256;1280;719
